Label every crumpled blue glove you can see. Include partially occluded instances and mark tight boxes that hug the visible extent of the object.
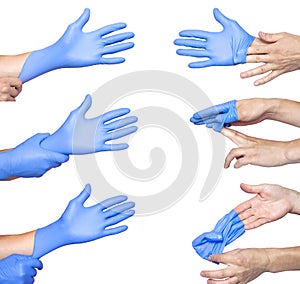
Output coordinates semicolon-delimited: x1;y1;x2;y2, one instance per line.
33;184;135;259
40;94;138;154
190;100;237;132
192;210;245;263
0;133;69;180
174;8;255;68
18;8;134;83
0;254;43;284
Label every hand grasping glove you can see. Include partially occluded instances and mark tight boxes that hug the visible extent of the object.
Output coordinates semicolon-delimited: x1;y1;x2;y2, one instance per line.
174;8;254;68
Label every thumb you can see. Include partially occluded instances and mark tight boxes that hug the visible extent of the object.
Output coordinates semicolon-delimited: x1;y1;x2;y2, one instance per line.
221;127;249;146
75;184;92;205
76;94;92;116
72;8;90;30
213;8;232;28
240;183;265;195
258;31;283;43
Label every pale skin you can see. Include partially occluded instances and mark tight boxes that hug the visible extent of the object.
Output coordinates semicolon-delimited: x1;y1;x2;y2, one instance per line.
0;54;29;78
201;183;300;283
0;77;23;101
201;247;300;284
223;98;300;168
242;31;300;86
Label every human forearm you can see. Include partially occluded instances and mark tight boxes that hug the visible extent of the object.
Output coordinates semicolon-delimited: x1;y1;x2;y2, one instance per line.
0;231;35;259
266;247;300;273
0;54;30;78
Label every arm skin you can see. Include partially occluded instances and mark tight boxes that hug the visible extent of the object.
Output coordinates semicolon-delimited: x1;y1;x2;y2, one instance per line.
221;127;300;168
235;183;300;230
232;98;300;128
200;247;300;284
0;54;29;78
241;32;300;86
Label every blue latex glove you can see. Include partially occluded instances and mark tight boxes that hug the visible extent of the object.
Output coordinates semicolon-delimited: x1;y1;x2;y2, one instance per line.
18;8;134;83
190;100;237;132
0;254;43;284
33;184;135;258
40;94;138;154
192;210;245;263
174;8;255;68
0;133;69;180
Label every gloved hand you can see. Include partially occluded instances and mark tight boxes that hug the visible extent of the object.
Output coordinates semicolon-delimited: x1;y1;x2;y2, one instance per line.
0;133;69;180
190;100;237;132
40;94;138;154
192;210;245;263
174;8;255;68
33;184;135;258
0;254;43;284
18;8;135;83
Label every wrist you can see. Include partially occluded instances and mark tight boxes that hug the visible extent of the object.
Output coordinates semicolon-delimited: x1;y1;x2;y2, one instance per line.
261;98;281;120
288;189;300;215
283;139;300;165
0;151;14;180
33;218;68;259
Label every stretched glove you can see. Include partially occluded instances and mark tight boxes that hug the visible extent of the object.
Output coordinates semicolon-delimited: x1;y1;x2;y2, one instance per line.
0;133;69;180
190;100;237;132
40;94;138;154
33;184;135;258
174;8;255;68
0;254;43;284
18;8;135;83
192;210;245;263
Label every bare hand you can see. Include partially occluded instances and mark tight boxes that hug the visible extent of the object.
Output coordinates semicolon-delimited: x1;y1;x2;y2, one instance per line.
201;248;270;284
242;32;300;86
222;128;289;168
235;183;294;230
0;77;22;101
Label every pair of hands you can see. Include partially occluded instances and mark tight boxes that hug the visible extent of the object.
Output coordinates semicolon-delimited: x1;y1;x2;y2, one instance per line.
0;95;137;180
191;98;299;169
174;8;300;86
200;182;299;283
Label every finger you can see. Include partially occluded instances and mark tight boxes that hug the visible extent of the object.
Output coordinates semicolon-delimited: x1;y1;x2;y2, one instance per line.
193;104;228;120
240;63;273;78
176;48;211;58
23;275;35;284
173;38;206;49
102;32;135;45
101;143;129;151
246;218;269;229
246;54;274;64
105;126;138;141
9;86;20;98
208;253;231;265
201;267;231;279
188;60;213;68
234;199;252;215
75;184;91;205
190;116;205;124
104;201;135;218
99;57;126;64
253;70;282;86
76;94;92;116
72;8;90;30
237;209;255;223
105;116;138;131
50;152;69;165
258;31;284;43
178;29;211;39
103;225;128;236
233;156;248;168
105;210;135;227
98;195;128;210
213;8;233;28
221;128;251;146
21;257;43;270
96;22;127;37
224;148;245;168
9;77;22;90
247;44;271;55
240;183;265;195
101;42;134;55
0;95;16;102
101;108;130;123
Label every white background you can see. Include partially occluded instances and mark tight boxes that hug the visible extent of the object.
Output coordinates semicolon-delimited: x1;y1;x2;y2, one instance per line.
1;0;300;283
